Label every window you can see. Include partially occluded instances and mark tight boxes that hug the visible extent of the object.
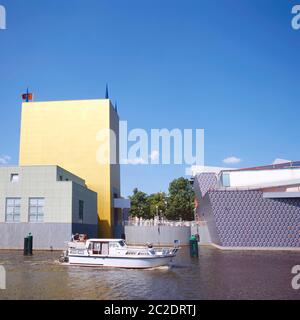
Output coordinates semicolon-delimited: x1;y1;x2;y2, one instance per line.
10;174;19;183
29;198;45;222
79;200;84;222
5;198;21;222
93;242;101;254
222;173;231;187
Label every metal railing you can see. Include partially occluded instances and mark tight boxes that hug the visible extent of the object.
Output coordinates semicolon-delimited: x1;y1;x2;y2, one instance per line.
124;218;206;227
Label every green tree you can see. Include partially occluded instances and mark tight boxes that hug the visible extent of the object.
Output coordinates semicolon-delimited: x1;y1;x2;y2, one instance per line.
129;188;150;218
166;177;195;221
147;192;168;219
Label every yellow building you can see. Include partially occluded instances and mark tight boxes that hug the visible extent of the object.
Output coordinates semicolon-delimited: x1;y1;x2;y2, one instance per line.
19;99;120;238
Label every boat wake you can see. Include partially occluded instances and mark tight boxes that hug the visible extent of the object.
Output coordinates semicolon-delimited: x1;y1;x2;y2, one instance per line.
56;260;173;271
144;265;171;271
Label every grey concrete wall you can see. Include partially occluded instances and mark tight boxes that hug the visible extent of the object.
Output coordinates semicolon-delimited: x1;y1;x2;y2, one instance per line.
125;225;191;246
0;223;72;250
0;222;99;250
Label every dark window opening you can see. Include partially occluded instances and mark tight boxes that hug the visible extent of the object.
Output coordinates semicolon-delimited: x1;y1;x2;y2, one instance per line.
79;200;84;222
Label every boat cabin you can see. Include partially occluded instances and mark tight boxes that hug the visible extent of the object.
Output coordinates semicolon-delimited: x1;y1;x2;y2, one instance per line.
85;239;127;256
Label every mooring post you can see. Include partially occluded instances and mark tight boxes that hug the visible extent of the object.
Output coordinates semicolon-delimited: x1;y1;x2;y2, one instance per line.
23;237;29;256
28;233;33;255
189;235;199;257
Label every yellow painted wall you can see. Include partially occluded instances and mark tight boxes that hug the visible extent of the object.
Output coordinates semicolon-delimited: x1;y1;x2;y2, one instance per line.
19;99;120;237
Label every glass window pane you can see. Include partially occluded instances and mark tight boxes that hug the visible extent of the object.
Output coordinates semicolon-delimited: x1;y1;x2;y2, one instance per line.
6;199;14;206
14;206;21;214
29;215;37;222
79;200;84;220
29;199;38;206
29;207;37;214
6;198;21;222
222;173;231;187
14;198;21;206
29;198;44;222
6;207;14;214
6;214;13;222
10;174;19;182
37;199;45;206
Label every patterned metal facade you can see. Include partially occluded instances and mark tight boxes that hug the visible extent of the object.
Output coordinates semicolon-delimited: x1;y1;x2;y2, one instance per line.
195;173;300;247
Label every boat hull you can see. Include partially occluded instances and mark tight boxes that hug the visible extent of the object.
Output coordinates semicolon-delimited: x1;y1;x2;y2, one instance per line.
68;255;175;269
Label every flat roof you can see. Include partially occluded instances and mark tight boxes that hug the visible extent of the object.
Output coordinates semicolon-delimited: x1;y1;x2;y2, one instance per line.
23;98;110;103
0;165;88;188
221;161;300;173
0;164;82;175
88;239;124;242
218;178;300;190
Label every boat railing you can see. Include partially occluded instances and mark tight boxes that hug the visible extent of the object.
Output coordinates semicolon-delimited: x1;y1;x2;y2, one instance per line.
126;248;149;256
154;247;177;254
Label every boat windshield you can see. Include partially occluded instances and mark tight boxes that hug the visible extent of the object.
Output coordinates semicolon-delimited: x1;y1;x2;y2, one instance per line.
119;240;126;247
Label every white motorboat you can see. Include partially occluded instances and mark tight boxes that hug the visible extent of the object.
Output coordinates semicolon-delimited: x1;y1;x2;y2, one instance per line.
59;237;180;269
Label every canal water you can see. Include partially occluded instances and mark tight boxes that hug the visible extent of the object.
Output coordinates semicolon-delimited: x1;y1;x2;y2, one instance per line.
0;247;299;300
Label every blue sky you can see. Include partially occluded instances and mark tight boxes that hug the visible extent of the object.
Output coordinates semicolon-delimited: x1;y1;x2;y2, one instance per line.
0;0;300;196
